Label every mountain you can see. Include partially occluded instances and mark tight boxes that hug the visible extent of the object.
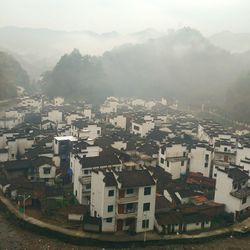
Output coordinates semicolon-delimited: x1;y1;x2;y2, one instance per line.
0;26;161;80
0;51;30;99
209;31;250;53
40;49;110;103
40;28;250;110
102;28;250;105
225;72;250;123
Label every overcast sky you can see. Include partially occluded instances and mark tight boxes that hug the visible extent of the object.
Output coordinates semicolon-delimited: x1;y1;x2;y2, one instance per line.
1;0;249;35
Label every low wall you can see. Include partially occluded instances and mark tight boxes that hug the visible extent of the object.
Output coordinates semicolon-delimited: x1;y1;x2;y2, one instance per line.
0;194;249;248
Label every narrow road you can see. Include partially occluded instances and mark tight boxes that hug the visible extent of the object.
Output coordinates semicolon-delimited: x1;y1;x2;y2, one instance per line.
1;211;250;250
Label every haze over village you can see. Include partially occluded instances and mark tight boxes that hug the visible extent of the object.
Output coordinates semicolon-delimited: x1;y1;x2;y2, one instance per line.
0;1;250;249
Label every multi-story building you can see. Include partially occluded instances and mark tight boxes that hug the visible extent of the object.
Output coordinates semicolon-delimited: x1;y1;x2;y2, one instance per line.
214;165;250;220
72;149;122;205
131;119;155;137
189;143;213;178
71;119;101;140
90;168;156;233
158;141;189;179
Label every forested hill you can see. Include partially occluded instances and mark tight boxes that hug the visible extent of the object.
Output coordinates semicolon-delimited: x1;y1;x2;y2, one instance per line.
40;28;250;122
0;51;30;99
40;49;111;103
225;72;250;123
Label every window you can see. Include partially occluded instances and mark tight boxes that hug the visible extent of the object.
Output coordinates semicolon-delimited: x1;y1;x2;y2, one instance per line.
167;161;169;167
224;147;228;152
125;219;130;226
84;170;88;175
126;188;134;195
242;197;247;204
108;205;113;212
144;187;151;196
143;203;150;212
160;158;164;164
142;219;149;229
43;167;51;175
205;154;209;161
161;148;164;154
108;190;114;197
106;218;112;223
86;184;91;190
97;130;100;135
181;161;185;166
126;203;133;211
134;125;140;131
204;162;208;168
183;152;186;157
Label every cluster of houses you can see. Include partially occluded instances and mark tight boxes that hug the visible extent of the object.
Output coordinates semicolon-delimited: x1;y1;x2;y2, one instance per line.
0;95;250;235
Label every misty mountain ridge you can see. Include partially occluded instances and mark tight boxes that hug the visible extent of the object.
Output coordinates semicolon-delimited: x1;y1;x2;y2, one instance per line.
1;25;250;81
209;30;250;53
0;51;30;99
40;28;250;108
0;26;165;80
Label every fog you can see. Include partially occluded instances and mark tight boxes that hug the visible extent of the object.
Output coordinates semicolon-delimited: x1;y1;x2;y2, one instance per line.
0;0;250;122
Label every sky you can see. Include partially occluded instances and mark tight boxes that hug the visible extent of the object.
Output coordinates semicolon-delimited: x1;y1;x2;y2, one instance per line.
0;0;250;35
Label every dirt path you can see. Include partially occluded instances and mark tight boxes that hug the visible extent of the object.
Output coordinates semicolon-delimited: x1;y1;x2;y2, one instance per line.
1;212;250;250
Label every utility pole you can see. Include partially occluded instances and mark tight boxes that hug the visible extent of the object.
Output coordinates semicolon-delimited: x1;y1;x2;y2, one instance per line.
19;194;31;217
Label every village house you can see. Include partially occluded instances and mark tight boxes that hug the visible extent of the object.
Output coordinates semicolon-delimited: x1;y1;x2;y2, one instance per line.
71;119;101;140
214;165;250;221
90;168;156;233
158;140;189;179
189;143;213;178
131;119;155;137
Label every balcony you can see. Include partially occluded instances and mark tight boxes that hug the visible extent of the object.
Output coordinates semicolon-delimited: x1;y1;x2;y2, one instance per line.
117;195;138;204
79;176;91;185
116;209;137;219
230;187;250;199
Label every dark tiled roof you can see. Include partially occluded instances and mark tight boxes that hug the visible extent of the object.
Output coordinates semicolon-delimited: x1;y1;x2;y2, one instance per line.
31;156;53;168
117;169;155;188
2;160;32;171
103;172;117;187
80;152;121;169
227;167;249;182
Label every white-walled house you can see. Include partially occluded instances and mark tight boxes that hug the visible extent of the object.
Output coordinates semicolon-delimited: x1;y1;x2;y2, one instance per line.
28;157;57;185
83;108;92;120
7;136;34;160
90;168;156;233
54;97;64;106
158;142;189;179
131;99;145;107
65;113;83;125
72;150;122;205
46;110;63;124
100;98;119;114
132;120;155;137
0;149;8;162
236;145;250;165
71;120;101;140
109;115;127;130
214;166;250;220
189;144;213;178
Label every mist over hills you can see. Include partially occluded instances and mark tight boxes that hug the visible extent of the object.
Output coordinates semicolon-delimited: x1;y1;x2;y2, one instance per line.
209;31;250;53
0;26;164;80
0;51;30;99
1;26;250;122
40;28;250;107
